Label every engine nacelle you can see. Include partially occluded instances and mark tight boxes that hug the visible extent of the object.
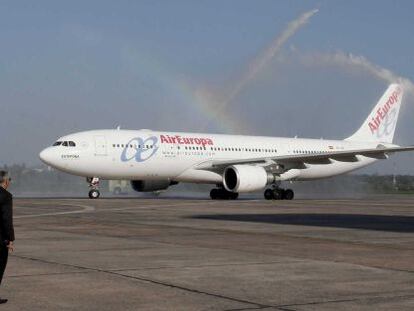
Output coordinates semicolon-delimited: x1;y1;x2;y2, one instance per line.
130;180;177;192
223;165;274;193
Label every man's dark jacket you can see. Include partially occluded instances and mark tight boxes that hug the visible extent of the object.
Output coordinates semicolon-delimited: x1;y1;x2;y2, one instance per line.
0;187;14;244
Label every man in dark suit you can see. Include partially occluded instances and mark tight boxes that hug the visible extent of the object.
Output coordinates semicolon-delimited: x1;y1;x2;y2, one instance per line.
0;171;14;304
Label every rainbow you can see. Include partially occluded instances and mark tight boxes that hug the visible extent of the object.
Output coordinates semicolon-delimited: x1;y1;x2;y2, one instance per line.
121;8;318;135
122;45;241;133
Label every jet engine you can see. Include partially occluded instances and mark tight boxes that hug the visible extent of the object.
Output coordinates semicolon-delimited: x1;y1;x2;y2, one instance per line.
223;165;274;193
130;180;177;192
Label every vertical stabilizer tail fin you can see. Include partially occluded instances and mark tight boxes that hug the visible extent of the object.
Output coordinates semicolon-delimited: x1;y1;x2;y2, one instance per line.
346;84;403;143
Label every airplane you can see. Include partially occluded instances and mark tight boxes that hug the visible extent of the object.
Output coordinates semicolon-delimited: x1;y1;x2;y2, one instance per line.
39;84;414;200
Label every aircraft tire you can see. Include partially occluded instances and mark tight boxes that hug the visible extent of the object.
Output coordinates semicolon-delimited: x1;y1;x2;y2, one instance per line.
210;189;238;200
283;189;294;200
272;189;283;200
210;189;219;200
89;189;100;199
264;189;273;200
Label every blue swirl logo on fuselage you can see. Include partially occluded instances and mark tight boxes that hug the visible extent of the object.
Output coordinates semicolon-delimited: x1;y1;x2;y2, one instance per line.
121;136;159;162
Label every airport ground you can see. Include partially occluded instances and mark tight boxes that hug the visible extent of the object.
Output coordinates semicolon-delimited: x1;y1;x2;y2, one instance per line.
3;196;414;310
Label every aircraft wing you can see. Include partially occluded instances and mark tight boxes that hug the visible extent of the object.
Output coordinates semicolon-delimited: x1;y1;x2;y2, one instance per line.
196;145;414;171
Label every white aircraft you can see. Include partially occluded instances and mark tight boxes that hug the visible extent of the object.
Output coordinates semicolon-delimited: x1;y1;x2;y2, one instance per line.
39;84;413;199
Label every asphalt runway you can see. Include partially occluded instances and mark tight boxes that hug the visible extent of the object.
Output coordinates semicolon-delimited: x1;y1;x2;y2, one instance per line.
4;196;414;310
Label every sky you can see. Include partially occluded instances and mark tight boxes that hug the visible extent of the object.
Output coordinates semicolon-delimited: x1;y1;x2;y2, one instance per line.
1;0;414;173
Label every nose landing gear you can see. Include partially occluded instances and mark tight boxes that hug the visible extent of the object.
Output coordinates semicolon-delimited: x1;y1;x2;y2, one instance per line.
87;177;100;199
264;187;294;200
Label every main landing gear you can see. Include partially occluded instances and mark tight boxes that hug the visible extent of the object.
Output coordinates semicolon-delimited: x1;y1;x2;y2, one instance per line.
87;177;100;199
210;188;239;200
264;187;294;200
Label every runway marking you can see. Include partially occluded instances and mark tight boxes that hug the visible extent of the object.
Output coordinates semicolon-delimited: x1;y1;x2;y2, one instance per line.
14;201;220;219
7;271;92;279
14;203;95;219
97;201;222;212
13;254;272;309
11;254;414;311
108;259;298;272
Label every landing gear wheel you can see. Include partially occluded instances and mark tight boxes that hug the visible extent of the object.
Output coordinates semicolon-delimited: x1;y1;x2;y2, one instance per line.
87;177;101;199
283;189;294;200
272;189;283;200
89;189;100;199
210;189;219;200
264;189;273;200
210;188;238;200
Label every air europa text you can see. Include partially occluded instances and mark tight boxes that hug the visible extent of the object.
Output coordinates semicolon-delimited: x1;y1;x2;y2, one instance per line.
160;135;214;146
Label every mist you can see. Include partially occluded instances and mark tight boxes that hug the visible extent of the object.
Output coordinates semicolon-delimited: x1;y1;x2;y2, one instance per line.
297;50;414;94
196;8;319;132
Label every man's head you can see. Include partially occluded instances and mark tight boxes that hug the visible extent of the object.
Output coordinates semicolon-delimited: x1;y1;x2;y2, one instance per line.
0;171;11;190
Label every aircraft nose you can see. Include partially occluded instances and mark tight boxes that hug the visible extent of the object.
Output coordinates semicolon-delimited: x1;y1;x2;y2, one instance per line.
39;148;55;166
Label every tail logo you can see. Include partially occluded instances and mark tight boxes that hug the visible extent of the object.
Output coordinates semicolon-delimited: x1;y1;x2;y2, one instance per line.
368;87;401;138
376;109;397;139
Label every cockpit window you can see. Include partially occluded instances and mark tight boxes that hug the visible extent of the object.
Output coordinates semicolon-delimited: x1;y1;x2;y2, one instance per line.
54;140;76;147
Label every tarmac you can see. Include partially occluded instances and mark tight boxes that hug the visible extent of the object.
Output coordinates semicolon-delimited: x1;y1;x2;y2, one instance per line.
4;196;414;310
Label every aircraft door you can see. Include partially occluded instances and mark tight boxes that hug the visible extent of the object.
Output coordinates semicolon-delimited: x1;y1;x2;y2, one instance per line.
94;136;108;156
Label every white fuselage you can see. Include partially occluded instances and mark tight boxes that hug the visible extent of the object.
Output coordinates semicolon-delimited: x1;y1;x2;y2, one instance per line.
39;129;381;187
